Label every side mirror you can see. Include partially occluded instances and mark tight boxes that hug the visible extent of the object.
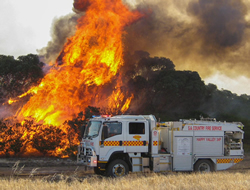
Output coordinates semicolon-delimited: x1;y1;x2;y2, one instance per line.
102;125;109;140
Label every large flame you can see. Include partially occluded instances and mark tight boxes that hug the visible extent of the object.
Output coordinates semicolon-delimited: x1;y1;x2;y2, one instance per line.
17;0;142;125
1;0;143;157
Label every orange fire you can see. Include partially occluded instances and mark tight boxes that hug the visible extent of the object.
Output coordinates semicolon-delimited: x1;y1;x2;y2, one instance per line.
17;0;142;126
1;0;143;157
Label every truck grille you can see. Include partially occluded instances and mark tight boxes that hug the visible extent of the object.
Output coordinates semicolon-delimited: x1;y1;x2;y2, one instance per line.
86;148;93;156
79;146;93;156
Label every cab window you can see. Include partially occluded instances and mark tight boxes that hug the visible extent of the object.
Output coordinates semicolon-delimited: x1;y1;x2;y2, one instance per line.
129;122;145;134
105;122;122;138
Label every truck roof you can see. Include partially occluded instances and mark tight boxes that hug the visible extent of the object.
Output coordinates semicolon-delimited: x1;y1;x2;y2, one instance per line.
91;115;156;122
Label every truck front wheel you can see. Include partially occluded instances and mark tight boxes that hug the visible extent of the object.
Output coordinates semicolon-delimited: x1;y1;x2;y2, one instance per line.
194;160;214;172
106;159;129;177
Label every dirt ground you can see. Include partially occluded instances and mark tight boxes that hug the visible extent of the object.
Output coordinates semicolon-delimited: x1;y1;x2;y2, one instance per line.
0;157;91;178
0;155;249;178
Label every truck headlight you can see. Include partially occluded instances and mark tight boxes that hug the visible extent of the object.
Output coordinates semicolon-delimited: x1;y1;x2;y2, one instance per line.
87;157;91;163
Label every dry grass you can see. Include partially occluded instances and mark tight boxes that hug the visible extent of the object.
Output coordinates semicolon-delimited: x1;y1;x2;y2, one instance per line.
0;171;250;190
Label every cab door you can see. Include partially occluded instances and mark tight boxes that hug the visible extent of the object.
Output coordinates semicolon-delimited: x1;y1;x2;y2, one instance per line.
99;122;124;160
124;121;149;153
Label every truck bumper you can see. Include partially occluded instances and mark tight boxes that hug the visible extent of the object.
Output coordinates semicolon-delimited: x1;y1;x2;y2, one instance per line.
77;153;98;167
77;145;98;167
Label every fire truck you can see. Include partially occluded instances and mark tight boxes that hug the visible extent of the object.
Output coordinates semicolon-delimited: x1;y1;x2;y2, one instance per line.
77;115;244;177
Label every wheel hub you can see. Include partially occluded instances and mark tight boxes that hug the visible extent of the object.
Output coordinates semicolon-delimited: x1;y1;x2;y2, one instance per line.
199;163;210;172
113;164;125;176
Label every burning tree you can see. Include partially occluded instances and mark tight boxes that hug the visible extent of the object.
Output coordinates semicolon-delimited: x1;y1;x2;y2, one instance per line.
0;0;144;157
17;0;143;126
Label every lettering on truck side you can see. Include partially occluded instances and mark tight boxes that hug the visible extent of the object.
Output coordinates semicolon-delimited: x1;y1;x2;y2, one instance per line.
196;137;222;142
188;126;222;131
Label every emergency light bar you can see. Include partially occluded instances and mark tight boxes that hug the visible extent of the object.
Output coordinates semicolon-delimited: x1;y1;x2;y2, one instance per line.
92;115;111;118
101;115;111;118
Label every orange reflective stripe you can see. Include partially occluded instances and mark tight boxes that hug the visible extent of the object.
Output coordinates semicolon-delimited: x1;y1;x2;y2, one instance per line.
234;158;243;163
101;141;148;146
124;141;143;146
103;141;120;146
217;158;243;164
153;141;158;146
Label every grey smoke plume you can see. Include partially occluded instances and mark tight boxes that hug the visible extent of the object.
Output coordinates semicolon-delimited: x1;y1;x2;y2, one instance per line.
124;0;250;78
38;13;80;64
39;0;250;79
188;0;246;47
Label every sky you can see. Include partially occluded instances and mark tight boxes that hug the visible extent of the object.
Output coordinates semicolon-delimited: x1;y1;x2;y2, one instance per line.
1;0;250;96
0;0;73;57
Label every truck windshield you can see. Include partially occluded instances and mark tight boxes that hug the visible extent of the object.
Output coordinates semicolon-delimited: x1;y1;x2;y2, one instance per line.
83;121;102;139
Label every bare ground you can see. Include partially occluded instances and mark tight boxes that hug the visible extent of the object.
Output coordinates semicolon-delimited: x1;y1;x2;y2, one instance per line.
0;154;249;178
0;157;91;178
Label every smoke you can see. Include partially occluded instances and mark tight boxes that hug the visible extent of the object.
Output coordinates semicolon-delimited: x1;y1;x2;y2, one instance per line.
0;106;12;119
73;0;91;12
188;0;246;47
38;13;80;64
39;0;250;79
124;0;250;78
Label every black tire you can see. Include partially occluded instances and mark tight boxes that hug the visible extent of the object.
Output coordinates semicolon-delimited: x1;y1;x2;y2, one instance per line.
94;167;105;175
194;159;214;172
106;159;129;177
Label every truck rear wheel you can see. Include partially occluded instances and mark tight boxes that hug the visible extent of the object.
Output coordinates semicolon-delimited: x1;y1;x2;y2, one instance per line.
194;160;214;172
106;159;129;177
